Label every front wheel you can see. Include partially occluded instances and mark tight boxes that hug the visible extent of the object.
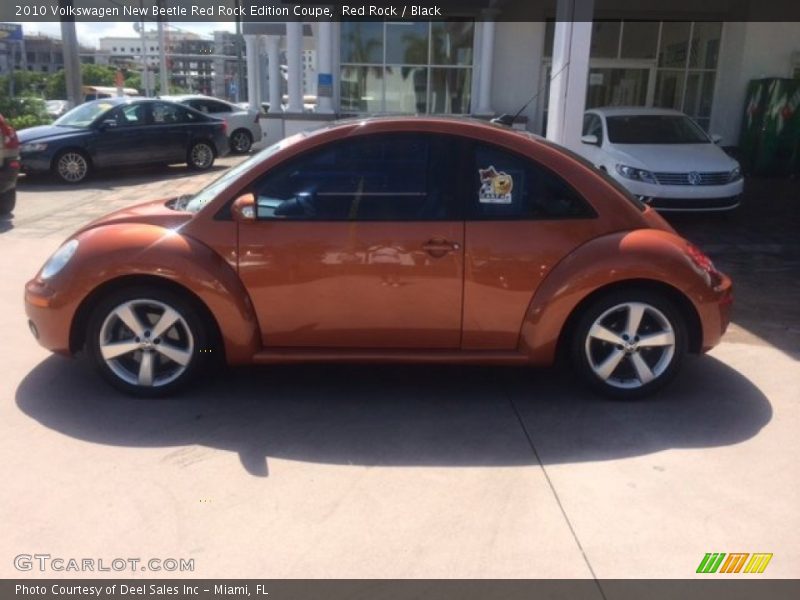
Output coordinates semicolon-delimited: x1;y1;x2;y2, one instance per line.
187;141;215;170
53;150;91;184
87;287;208;396
571;290;687;399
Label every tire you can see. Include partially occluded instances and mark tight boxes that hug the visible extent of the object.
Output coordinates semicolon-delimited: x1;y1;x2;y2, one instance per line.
86;286;209;397
0;188;15;215
229;129;253;154
570;290;687;399
53;149;91;184
187;141;215;170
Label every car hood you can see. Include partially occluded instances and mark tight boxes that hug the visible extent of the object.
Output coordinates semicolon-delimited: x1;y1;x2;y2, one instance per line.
607;143;738;172
75;198;194;236
18;124;88;143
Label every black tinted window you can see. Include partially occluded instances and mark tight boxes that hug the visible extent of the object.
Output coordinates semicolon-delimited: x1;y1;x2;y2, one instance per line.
254;134;458;221
150;102;185;124
470;144;595;220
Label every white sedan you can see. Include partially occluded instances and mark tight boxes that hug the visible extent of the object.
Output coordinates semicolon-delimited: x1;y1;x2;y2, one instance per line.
577;107;743;211
162;95;262;154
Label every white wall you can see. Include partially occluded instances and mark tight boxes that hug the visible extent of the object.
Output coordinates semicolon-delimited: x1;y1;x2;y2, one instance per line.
712;22;800;145
489;22;546;132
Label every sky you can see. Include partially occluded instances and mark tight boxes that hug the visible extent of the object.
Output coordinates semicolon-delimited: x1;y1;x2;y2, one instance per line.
15;21;236;48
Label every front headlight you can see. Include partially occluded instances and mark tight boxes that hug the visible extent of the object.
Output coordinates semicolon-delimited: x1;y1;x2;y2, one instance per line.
20;142;48;153
615;164;657;184
41;239;79;280
729;166;742;182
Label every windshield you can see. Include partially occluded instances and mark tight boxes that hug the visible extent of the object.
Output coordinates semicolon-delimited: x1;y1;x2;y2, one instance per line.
54;101;115;128
183;137;299;213
606;115;709;144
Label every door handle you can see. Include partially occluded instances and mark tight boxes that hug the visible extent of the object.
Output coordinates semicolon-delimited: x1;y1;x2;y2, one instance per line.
422;238;461;257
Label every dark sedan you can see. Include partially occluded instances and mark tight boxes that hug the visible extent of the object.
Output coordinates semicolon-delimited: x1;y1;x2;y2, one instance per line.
18;98;230;184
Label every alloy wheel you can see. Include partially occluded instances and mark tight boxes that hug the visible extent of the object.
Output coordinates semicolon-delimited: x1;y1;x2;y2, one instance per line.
98;299;195;388
57;152;88;183
190;143;213;169
583;301;676;390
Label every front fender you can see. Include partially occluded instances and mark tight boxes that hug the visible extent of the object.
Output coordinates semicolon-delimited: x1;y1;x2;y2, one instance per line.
518;229;724;365
29;223;259;363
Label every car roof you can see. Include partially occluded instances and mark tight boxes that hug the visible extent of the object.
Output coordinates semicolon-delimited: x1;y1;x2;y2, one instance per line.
162;94;231;104
587;106;686;117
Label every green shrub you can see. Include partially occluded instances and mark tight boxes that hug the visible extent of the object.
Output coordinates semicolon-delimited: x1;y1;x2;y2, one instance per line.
0;96;52;130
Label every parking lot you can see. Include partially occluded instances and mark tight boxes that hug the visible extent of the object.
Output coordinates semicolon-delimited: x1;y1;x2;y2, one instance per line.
0;162;797;580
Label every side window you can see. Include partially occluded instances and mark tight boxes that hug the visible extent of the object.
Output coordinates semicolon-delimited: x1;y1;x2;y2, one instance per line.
112;104;145;127
253;134;458;221
207;100;231;114
190;100;210;113
470;144;595;220
150;102;184;124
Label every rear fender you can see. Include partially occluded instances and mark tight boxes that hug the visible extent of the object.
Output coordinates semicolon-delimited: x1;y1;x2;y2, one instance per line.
518;229;712;364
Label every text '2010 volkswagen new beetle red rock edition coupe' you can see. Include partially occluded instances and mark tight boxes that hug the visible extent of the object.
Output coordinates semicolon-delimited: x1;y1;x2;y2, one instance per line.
24;117;733;399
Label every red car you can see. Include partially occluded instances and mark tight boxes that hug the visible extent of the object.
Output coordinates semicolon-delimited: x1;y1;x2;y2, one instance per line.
25;117;732;398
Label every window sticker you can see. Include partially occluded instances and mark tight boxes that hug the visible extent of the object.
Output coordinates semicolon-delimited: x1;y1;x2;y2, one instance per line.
478;166;514;204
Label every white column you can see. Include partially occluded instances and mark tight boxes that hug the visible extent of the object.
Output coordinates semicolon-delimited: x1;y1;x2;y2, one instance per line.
266;35;281;114
475;19;496;115
286;21;304;113
545;0;594;150
244;34;259;111
157;19;168;95
316;22;334;114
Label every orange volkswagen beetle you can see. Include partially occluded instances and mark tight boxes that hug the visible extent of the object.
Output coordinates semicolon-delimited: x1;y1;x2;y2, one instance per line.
24;117;732;398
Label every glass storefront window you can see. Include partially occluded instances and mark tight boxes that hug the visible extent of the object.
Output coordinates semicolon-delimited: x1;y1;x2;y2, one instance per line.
384;66;428;112
341;21;474;114
654;70;685;110
432;22;474;65
658;22;691;68
689;22;722;69
591;21;621;58
430;68;472;113
620;21;659;59
340;66;383;113
341;22;384;64
386;22;429;64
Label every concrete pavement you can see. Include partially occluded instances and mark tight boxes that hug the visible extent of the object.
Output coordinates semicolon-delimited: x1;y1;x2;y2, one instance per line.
0;166;797;580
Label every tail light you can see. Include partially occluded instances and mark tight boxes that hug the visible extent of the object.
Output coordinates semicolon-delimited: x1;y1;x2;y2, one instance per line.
253;112;260;124
0;116;19;150
221;119;227;135
686;243;723;287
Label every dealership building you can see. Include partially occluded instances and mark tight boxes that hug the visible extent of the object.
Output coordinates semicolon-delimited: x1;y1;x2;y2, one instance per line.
242;2;800;152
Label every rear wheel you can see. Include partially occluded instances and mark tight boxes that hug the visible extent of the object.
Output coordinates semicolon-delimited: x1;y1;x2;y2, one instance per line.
229;129;253;154
187;141;215;170
0;188;15;215
87;286;208;396
571;290;687;399
53;150;91;183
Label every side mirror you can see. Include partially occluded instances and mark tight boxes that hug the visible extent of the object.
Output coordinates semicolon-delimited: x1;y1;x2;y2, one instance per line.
581;134;599;146
711;133;723;144
99;119;117;130
231;193;256;221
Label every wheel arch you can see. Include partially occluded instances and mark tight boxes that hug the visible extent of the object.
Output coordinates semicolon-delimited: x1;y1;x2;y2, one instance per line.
518;229;712;365
553;278;703;365
70;274;225;360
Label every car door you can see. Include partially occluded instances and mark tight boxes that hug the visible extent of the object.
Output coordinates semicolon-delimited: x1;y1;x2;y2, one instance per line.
89;103;151;167
147;101;192;162
462;141;600;350
237;132;465;349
